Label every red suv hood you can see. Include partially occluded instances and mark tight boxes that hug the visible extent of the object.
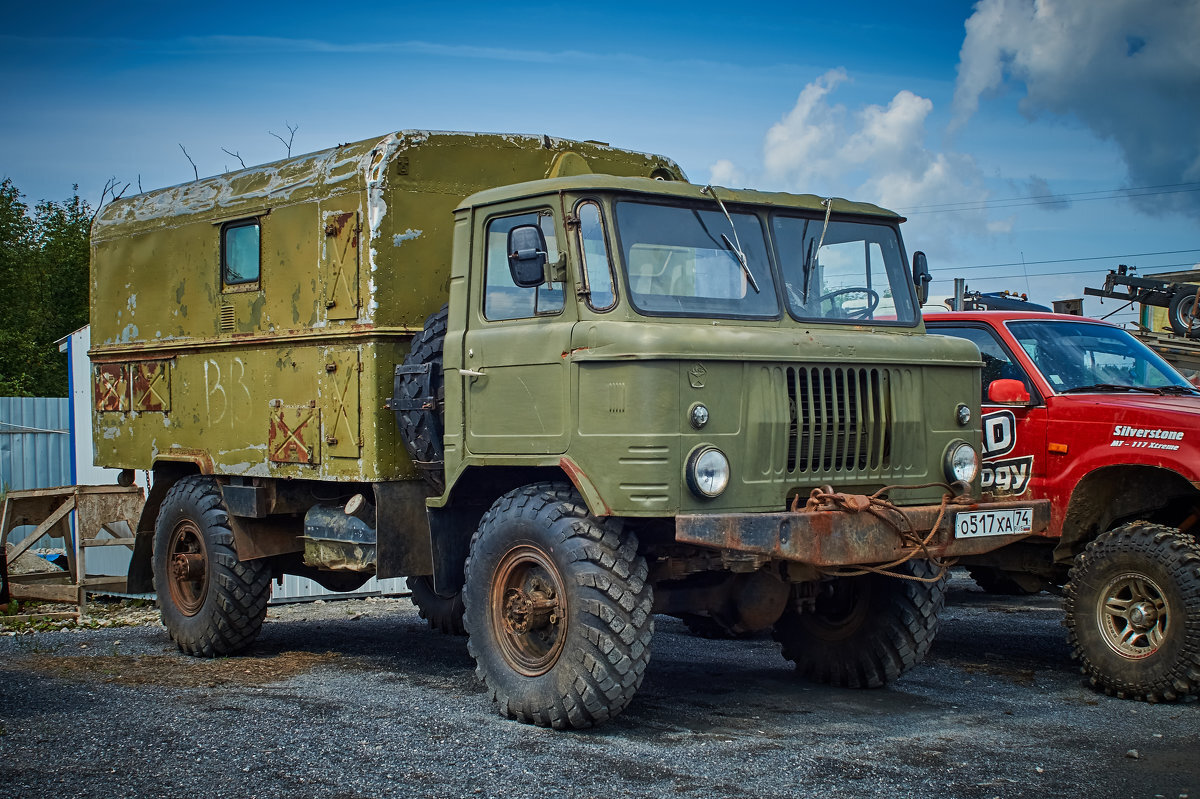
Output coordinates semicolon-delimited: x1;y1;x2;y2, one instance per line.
1053;393;1200;427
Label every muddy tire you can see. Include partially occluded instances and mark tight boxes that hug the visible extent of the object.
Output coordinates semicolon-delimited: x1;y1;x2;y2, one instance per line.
967;566;1043;596
153;476;271;657
773;560;948;688
1065;522;1200;701
407;575;466;635
393;305;448;493
463;483;653;729
1168;289;1200;338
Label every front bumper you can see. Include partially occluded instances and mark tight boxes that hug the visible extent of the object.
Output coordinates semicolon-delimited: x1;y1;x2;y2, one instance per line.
676;499;1051;567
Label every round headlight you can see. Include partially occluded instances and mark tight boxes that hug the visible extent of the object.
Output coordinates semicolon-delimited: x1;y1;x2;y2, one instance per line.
689;403;710;429
944;440;979;483
686;446;730;498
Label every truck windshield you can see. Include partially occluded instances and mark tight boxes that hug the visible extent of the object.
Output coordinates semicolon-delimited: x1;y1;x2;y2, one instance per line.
773;217;916;325
614;201;778;319
1007;320;1196;394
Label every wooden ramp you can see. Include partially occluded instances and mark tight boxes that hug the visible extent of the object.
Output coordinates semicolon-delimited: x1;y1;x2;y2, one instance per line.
1;485;145;618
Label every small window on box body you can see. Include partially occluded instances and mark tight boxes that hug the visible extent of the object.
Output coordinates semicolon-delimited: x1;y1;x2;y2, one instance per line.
222;221;260;287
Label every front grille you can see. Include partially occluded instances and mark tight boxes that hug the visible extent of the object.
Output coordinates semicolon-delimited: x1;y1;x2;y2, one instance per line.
786;366;892;473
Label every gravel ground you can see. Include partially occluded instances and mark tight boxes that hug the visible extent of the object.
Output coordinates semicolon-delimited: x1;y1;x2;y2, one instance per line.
0;573;1196;799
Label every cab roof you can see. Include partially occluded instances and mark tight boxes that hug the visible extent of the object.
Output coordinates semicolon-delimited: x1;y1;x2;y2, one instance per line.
457;174;903;220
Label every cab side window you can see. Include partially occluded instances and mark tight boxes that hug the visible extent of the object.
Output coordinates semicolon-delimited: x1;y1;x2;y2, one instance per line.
484;211;563;321
576;201;616;311
222;220;260;288
934;325;1032;402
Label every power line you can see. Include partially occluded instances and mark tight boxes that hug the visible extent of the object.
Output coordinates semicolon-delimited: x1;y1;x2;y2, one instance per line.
928;263;1200;285
897;181;1200;214
950;248;1200;272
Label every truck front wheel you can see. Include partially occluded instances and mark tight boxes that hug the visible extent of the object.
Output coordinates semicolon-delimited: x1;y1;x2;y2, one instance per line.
773;559;948;688
463;483;653;729
1065;522;1200;701
153;476;272;657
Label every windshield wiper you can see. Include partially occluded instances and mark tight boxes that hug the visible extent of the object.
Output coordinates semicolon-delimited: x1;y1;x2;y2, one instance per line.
1060;383;1170;394
801;197;834;302
1154;384;1200;395
702;185;759;293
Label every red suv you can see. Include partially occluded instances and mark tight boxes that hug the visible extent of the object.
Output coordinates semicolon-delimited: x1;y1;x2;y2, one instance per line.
927;311;1200;703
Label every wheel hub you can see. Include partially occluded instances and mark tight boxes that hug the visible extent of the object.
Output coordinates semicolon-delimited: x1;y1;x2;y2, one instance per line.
1127;601;1159;631
503;582;559;635
171;553;205;581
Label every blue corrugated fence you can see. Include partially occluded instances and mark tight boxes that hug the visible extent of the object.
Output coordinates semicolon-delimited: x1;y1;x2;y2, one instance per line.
0;397;71;492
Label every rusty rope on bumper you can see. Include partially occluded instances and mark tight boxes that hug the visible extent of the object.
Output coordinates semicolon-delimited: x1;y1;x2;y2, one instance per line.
791;482;976;583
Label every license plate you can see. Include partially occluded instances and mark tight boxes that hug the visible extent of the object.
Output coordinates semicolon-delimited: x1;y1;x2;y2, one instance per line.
954;508;1034;538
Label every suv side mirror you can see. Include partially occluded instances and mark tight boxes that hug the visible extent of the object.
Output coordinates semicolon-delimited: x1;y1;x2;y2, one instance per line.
912;251;931;306
508;225;548;288
988;378;1031;404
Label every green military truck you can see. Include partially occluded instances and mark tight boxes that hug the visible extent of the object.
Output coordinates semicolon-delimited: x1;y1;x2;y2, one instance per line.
90;130;1046;728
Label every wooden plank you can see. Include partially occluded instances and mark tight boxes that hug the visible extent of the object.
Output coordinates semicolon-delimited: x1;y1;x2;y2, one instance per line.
81;537;137;547
10;583;81;602
2;486;76;501
5;496;75;560
80;577;127;589
7;572;72;584
1;612;78;623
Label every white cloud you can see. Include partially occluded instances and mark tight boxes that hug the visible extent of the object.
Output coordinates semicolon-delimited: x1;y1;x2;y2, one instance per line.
952;0;1200;216
714;69;993;259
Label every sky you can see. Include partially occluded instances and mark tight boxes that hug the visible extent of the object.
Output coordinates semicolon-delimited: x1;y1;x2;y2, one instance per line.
3;0;1198;321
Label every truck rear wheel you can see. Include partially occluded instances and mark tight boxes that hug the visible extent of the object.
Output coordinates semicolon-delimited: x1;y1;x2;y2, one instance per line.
1065;522;1200;701
393;305;448;493
407;575;466;635
463;483;653;729
153;476;271;657
773;560;947;688
1168;288;1200;337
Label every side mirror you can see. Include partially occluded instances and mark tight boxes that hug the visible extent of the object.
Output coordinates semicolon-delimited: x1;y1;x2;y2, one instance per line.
912;251;932;306
508;225;548;288
988;378;1031;404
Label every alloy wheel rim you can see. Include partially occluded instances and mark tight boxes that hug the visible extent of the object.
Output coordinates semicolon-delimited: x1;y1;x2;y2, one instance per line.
1096;571;1169;659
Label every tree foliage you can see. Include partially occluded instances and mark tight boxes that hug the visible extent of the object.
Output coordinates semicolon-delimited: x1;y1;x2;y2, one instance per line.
0;178;92;397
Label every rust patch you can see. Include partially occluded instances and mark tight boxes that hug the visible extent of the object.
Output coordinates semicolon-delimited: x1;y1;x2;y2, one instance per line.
131;360;171;412
268;405;321;464
94;364;129;412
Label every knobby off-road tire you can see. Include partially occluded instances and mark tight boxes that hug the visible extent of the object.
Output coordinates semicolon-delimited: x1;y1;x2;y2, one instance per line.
773;559;948;688
153;476;272;657
395;305;448;493
463;483;653;729
1168;289;1200;338
407;575;466;635
967;566;1042;596
1065;522;1200;702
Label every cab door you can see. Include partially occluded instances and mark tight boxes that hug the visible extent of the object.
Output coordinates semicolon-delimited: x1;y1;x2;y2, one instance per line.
929;323;1047;499
463;204;574;456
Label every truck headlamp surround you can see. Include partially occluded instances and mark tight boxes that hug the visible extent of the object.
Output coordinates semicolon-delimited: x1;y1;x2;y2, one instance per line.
956;403;971;426
943;440;979;484
686;445;730;499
